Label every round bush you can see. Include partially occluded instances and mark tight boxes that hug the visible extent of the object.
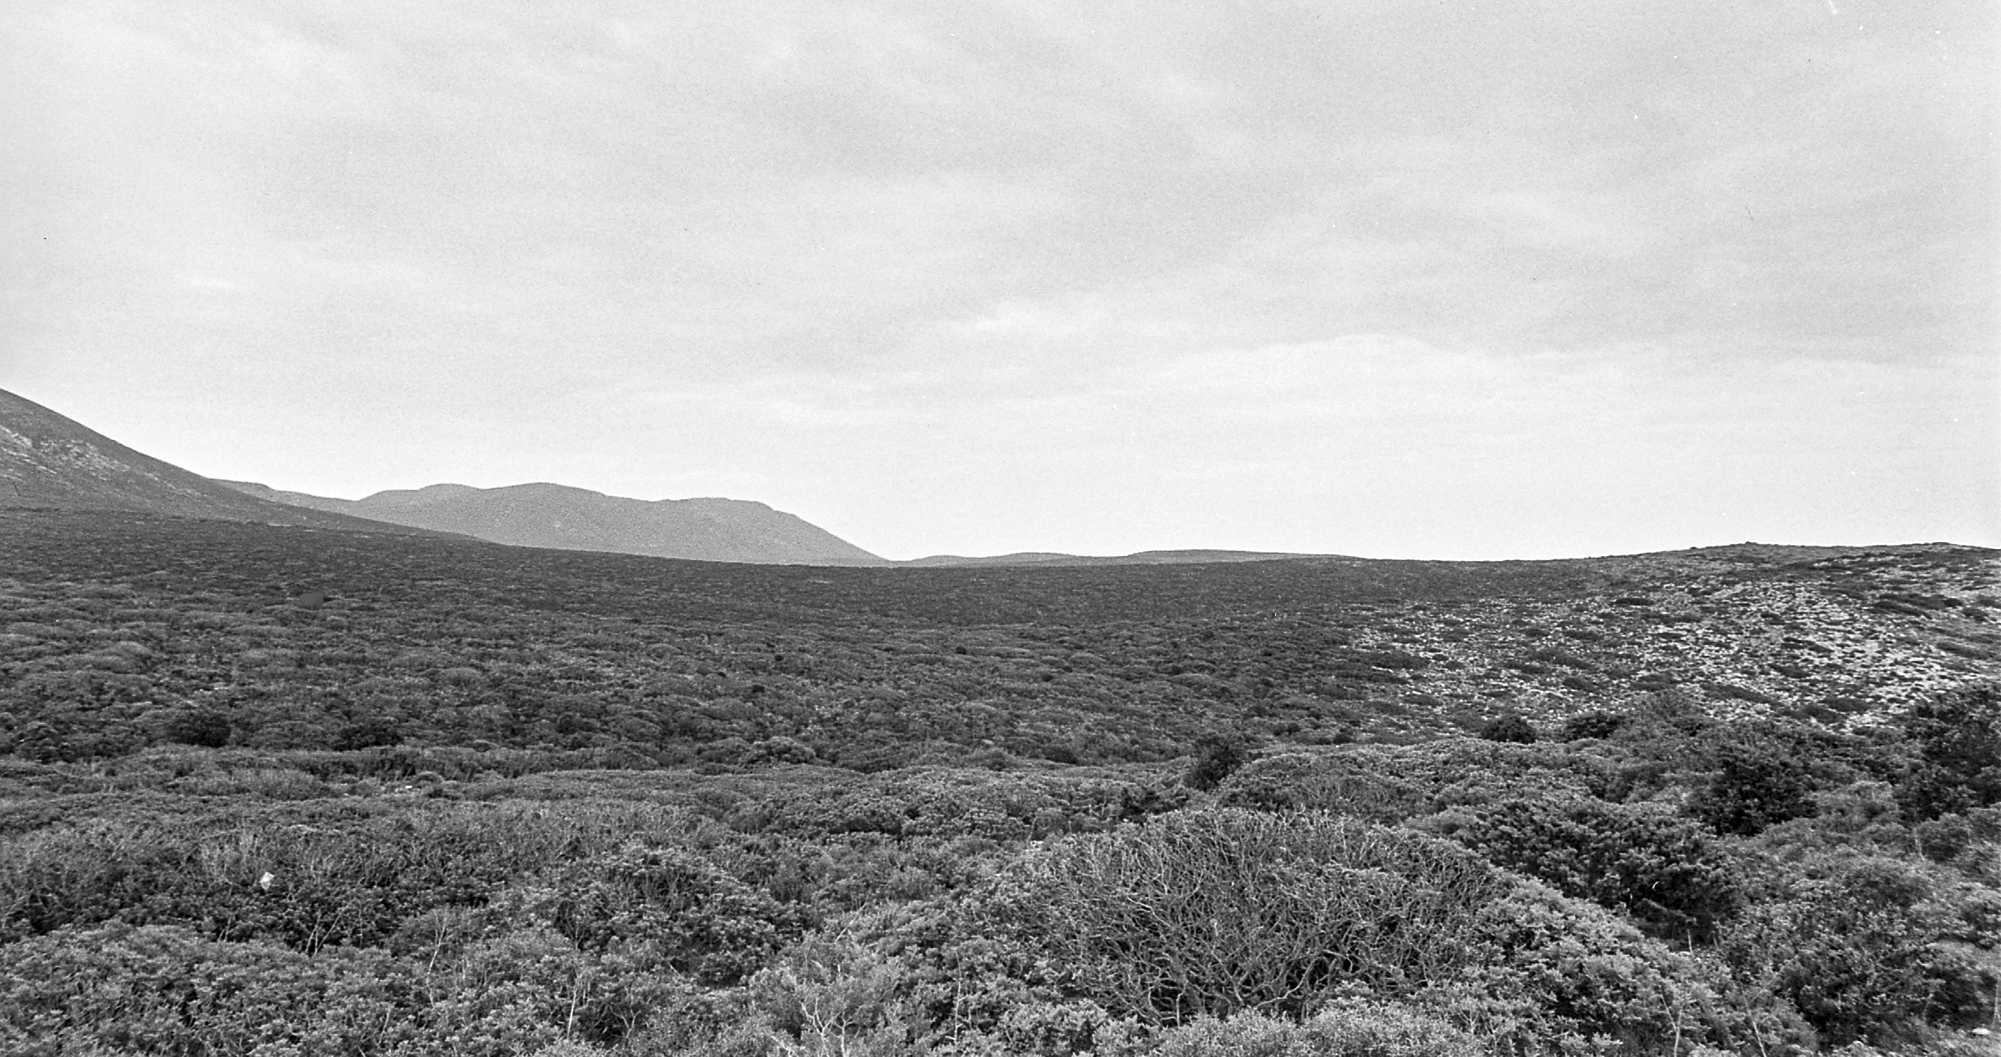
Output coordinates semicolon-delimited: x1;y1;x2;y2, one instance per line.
979;808;1504;1024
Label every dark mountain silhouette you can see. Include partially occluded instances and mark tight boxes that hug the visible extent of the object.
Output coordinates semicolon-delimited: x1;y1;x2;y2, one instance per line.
0;389;436;535
221;480;888;567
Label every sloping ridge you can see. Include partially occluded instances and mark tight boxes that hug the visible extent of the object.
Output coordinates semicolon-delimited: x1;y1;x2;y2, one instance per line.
0;389;436;534
221;480;889;567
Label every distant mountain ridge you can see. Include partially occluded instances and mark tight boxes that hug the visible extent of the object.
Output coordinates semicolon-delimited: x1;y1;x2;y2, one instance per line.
222;479;1335;569
220;480;889;567
901;549;1325;567
0;389;437;535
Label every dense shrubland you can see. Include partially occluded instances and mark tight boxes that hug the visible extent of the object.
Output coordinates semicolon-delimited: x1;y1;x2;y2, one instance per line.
1;689;1996;1055
3;511;1996;771
0;511;1998;1053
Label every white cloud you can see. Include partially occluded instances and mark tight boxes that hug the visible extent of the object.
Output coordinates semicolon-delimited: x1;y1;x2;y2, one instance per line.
1;0;1992;557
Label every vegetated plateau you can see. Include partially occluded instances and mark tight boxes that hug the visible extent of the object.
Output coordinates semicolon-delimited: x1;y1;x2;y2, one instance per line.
2;506;1998;1056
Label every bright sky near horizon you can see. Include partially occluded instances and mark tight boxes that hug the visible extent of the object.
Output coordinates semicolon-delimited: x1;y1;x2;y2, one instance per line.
3;1;1996;560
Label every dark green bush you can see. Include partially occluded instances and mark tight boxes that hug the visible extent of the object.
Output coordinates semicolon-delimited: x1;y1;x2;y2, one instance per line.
1449;880;1806;1055
537;843;812;986
1479;713;1537;744
1691;745;1818;836
1561;710;1626;741
162;707;232;748
1719;855;1956;1045
1183;734;1249;792
1421;793;1742;940
0;923;426;1057
1895;685;2001;821
1213;750;1431;822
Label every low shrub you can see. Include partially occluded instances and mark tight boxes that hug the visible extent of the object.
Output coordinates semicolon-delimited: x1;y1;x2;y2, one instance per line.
1157;1001;1483;1057
978;808;1503;1024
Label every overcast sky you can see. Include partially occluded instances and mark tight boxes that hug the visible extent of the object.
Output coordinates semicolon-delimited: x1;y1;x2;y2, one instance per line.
3;1;1995;560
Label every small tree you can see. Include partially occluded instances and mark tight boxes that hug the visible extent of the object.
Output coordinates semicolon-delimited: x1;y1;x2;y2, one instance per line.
1689;747;1816;836
164;707;232;748
1480;713;1537;744
1561;711;1626;741
1183;735;1249;791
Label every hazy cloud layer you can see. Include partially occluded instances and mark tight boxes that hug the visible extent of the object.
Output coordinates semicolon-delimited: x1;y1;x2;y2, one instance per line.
3;0;1994;557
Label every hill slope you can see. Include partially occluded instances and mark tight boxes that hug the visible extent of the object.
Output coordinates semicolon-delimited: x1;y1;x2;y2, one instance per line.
1;507;1994;767
0;390;434;535
221;480;887;566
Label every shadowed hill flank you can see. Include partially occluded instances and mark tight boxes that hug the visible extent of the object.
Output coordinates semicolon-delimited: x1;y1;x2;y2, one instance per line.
221;480;887;566
0;390;435;535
